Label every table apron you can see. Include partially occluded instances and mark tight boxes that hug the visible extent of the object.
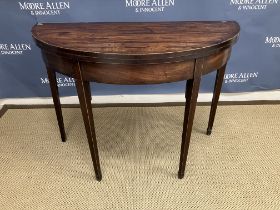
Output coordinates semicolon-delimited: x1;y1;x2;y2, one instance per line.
42;47;231;84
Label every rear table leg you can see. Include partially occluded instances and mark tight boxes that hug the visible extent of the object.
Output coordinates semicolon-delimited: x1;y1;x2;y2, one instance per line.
207;63;227;135
47;67;66;142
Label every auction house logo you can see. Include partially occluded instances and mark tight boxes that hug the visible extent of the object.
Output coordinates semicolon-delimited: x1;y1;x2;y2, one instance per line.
229;0;279;10
0;43;31;55
224;72;259;83
18;1;70;15
41;76;75;87
265;36;280;48
125;0;175;13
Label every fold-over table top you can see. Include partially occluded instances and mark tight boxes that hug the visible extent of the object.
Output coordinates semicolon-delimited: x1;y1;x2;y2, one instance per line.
32;21;240;62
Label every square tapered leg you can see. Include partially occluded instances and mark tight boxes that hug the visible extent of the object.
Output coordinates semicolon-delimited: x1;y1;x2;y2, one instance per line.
207;64;227;135
46;67;66;142
178;58;203;179
74;62;102;181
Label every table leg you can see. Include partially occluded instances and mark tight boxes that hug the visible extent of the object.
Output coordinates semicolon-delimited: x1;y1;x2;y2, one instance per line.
85;81;92;101
74;62;102;181
206;63;227;135
46;67;66;142
178;59;203;179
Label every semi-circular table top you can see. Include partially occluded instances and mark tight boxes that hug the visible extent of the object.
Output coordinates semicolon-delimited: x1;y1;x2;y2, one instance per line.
32;21;240;63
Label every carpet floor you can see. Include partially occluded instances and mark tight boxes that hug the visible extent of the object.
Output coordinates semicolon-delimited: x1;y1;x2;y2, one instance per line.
0;105;280;209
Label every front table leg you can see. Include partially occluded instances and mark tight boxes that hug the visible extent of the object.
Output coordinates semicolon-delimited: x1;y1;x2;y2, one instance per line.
74;62;102;181
178;59;203;179
207;63;227;135
46;67;66;142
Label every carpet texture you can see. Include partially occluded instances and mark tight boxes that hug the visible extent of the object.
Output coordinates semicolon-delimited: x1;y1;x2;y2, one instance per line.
0;105;280;209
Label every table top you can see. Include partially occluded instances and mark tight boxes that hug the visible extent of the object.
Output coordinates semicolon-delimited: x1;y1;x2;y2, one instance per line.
32;21;240;63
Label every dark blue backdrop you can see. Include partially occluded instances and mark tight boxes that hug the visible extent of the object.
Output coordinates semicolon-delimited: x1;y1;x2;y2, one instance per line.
0;0;279;98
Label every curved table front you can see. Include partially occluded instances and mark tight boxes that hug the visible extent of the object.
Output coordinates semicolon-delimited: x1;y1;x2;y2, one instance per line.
32;21;240;181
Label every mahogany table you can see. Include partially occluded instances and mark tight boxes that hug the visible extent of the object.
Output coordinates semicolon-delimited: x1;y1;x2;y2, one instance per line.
32;21;240;181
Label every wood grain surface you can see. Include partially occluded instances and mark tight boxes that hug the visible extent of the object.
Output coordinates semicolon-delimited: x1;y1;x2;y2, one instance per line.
32;21;240;63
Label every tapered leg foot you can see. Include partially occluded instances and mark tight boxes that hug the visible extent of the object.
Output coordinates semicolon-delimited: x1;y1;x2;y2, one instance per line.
206;128;212;136
207;63;227;135
96;174;102;182
178;171;185;179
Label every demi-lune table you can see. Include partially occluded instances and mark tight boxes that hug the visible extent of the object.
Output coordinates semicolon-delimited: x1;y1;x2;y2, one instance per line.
32;21;240;181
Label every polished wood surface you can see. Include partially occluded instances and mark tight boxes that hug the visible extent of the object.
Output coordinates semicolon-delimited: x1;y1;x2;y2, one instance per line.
32;21;239;63
32;21;240;181
40;42;231;85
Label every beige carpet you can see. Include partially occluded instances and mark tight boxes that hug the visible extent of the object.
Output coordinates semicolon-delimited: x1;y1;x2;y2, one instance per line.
0;105;280;209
